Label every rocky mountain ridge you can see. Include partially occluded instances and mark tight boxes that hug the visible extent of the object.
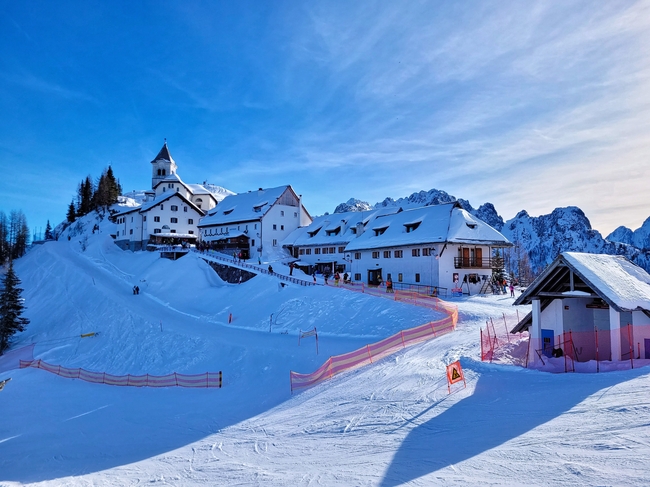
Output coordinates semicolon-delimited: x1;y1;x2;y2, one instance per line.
333;190;650;274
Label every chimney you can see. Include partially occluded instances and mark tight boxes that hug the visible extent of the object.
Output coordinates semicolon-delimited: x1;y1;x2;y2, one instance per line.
356;222;365;237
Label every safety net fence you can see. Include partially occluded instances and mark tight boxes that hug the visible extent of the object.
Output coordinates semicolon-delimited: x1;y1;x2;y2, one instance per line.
19;359;222;388
290;296;458;392
480;312;529;366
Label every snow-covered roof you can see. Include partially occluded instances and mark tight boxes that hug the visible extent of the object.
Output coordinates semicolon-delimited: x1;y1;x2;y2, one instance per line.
345;203;511;251
282;207;400;247
563;252;650;311
198;186;294;227
514;252;650;314
121;191;204;215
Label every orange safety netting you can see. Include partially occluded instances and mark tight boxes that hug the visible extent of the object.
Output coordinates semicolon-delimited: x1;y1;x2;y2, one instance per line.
19;359;222;388
480;312;529;366
290;297;458;392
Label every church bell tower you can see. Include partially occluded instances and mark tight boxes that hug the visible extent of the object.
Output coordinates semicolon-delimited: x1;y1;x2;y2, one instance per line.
150;139;178;189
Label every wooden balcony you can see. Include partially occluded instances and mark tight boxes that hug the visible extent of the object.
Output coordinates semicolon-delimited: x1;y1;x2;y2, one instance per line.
453;257;497;269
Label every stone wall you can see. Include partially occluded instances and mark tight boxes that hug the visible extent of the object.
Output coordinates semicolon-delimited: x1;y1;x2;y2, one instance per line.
202;259;256;284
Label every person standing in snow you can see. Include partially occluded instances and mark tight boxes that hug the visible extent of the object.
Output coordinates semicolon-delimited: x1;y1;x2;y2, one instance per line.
509;283;515;297
386;277;393;293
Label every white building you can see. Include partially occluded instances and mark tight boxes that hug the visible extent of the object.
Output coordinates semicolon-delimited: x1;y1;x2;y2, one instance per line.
284;202;511;294
197;185;311;261
112;142;231;251
513;252;650;364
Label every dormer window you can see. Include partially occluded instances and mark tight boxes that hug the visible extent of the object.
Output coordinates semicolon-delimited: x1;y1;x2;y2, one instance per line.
326;227;340;236
466;222;477;229
374;226;388;236
404;222;421;233
223;209;234;215
308;227;322;237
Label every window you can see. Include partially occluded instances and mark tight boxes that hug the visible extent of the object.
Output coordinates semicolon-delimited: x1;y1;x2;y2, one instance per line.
300;249;305;255
329;247;335;254
372;251;380;259
315;248;321;254
154;229;161;234
415;273;421;283
143;216;147;222
294;212;298;218
251;239;255;246
188;219;194;224
196;198;202;209
162;169;166;175
171;218;178;223
374;227;387;236
157;169;162;176
273;224;277;230
305;249;311;255
184;206;188;212
395;250;403;258
160;204;163;210
423;248;431;256
255;224;258;229
170;230;176;234
171;205;178;211
412;249;421;257
355;273;361;281
322;248;328;254
168;183;174;189
281;225;285;231
188;230;194;235
398;273;403;282
129;229;133;235
404;222;421;233
387;273;392;281
281;211;285;216
383;250;391;258
355;252;361;259
273;239;278;247
131;216;133;222
338;247;345;253
154;216;160;222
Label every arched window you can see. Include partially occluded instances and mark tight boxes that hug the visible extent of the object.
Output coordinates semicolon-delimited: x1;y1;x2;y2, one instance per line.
162;169;166;176
157;169;162;176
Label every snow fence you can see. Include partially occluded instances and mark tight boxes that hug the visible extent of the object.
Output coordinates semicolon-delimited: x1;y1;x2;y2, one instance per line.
290;295;458;392
19;359;222;388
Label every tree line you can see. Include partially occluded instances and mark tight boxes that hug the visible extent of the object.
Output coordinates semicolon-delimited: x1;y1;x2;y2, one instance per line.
67;166;122;223
0;210;30;266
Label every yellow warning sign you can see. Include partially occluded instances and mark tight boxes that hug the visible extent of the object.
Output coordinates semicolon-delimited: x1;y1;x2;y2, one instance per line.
446;360;466;393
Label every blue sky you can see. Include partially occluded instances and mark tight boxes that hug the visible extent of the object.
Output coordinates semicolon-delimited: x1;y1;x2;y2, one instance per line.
1;1;649;238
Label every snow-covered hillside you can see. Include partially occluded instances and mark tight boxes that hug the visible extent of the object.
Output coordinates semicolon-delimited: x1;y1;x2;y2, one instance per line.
2;216;650;486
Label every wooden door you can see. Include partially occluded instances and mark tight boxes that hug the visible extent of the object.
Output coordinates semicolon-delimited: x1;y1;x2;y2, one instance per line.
475;248;483;267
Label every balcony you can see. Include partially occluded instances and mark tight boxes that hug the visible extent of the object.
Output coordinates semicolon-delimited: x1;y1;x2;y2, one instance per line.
453;257;497;269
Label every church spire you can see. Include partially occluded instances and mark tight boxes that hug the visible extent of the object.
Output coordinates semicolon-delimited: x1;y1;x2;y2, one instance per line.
151;139;175;164
150;139;178;189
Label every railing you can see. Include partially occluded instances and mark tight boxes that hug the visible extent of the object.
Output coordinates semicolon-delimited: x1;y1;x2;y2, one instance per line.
392;282;448;298
191;249;317;287
453;257;497;269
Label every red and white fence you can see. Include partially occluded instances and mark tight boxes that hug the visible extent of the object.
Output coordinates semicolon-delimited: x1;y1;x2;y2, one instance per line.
20;359;223;388
290;298;458;392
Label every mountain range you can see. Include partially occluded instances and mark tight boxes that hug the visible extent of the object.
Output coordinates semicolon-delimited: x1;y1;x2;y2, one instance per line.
333;189;650;275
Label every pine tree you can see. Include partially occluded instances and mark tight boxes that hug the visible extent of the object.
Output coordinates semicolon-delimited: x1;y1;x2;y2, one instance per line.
44;220;53;240
0;261;30;354
77;176;94;217
67;200;77;223
491;248;506;284
9;210;29;260
0;212;8;266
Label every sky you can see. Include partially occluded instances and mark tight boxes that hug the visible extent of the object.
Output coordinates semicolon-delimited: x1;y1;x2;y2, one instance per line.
1;1;649;238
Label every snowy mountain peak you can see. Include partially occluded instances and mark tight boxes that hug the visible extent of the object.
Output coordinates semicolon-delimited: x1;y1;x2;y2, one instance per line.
334;198;373;213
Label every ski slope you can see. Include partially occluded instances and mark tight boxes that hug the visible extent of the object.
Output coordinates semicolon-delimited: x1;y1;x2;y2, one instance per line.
1;216;650;486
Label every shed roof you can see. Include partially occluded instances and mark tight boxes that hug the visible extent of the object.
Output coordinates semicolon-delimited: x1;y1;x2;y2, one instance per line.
512;252;650;332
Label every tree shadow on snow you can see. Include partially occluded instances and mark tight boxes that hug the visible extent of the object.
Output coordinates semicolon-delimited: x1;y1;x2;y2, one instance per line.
380;360;650;486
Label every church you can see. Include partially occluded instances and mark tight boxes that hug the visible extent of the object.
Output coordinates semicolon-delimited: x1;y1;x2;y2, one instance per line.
111;142;231;251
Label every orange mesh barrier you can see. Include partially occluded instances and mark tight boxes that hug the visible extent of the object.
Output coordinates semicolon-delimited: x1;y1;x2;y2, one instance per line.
290;299;458;392
19;359;222;388
480;313;529;366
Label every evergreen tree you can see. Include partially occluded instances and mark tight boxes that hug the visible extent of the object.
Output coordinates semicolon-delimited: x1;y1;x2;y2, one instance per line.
491;248;506;283
0;212;8;266
67;200;77;223
77;176;94;217
105;166;121;204
44;220;53;240
0;261;30;354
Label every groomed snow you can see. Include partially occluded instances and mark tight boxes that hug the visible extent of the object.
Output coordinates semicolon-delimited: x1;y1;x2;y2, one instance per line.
1;215;650;486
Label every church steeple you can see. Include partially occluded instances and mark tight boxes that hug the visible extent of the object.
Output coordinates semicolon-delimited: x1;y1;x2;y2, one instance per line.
151;139;178;189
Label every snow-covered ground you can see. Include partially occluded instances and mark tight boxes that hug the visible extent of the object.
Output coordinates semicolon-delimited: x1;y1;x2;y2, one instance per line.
2;216;650;486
